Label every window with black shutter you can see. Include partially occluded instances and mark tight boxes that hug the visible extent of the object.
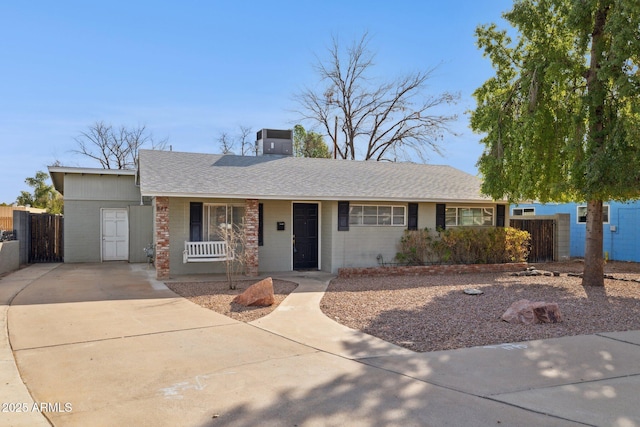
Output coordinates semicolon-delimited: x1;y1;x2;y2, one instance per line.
258;203;264;246
408;203;418;230
436;203;446;230
496;204;506;227
338;201;349;231
189;202;203;241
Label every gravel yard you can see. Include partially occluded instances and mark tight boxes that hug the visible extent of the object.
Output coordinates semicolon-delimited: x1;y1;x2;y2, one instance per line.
166;261;640;353
321;260;640;352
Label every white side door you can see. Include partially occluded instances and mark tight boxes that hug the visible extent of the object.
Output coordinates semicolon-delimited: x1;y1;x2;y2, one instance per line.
102;208;129;261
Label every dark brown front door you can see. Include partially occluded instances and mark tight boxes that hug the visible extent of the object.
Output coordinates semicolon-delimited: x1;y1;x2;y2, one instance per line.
293;203;318;269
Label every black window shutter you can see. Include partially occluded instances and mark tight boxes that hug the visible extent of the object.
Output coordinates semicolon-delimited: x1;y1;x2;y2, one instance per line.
338;201;349;231
408;203;418;230
258;203;264;246
436;203;446;230
496;204;506;227
189;202;203;241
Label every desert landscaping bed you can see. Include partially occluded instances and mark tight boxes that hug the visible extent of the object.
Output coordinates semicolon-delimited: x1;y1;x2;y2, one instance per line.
166;279;298;322
166;261;640;353
321;260;640;352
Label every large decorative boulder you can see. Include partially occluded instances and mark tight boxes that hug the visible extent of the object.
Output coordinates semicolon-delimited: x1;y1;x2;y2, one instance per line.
501;299;562;324
232;277;275;307
532;302;562;323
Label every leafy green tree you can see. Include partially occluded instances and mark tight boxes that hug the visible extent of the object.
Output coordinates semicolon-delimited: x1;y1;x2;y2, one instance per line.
16;171;63;214
293;125;332;158
471;0;640;286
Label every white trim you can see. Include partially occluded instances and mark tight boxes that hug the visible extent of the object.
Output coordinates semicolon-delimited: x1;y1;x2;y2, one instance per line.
576;204;610;224
348;204;407;227
49;166;136;175
202;203;245;241
445;206;495;227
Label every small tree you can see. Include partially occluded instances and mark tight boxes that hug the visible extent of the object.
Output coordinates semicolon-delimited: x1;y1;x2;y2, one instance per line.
219;221;249;290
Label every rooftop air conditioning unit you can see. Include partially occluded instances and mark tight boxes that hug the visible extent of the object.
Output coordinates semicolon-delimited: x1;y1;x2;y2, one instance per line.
256;129;293;156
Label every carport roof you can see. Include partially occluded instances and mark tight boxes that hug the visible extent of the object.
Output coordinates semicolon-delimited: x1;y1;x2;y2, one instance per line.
48;166;136;196
138;149;496;203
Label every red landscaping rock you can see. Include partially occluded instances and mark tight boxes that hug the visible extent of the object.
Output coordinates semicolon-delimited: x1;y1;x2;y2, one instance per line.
532;301;562;323
501;299;562;324
232;277;275;307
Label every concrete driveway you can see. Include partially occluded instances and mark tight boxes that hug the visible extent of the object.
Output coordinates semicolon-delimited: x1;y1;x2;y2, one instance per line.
3;263;640;426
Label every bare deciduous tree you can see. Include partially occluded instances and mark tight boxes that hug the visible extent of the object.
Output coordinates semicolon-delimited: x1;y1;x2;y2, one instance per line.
295;33;459;162
218;132;234;154
73;121;168;169
238;125;256;156
219;221;249;290
217;125;255;156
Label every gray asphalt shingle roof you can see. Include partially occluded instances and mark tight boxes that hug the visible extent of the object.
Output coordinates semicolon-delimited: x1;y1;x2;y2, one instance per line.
138;149;494;203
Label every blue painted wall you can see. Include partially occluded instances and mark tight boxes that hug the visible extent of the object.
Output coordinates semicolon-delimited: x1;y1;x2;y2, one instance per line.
511;201;640;262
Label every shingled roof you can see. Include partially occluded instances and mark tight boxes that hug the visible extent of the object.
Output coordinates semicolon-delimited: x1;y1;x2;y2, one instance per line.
138;149;495;203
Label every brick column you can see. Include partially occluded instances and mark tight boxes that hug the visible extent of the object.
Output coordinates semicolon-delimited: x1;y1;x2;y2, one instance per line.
244;199;259;276
155;196;170;280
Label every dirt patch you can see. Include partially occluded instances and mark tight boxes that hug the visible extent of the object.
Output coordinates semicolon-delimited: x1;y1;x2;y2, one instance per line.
166;279;297;323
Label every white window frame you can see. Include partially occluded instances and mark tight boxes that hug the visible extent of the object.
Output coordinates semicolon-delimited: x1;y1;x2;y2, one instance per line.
512;207;535;216
348;204;406;226
445;207;495;226
203;203;246;241
576;204;610;224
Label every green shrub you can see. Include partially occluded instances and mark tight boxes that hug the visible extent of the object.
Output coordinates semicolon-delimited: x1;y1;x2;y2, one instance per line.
395;227;530;265
395;228;437;265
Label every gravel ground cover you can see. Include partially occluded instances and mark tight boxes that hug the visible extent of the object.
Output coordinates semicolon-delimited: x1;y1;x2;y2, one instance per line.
321;260;640;352
166;279;298;322
166;261;640;353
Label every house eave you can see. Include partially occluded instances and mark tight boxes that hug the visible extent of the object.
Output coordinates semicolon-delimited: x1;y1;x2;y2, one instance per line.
140;191;503;204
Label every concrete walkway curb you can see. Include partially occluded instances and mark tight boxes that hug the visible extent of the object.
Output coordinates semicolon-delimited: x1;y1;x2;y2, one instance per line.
1;264;61;427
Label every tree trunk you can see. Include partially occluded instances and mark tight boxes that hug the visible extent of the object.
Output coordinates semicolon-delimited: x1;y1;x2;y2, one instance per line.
583;200;604;287
582;5;609;288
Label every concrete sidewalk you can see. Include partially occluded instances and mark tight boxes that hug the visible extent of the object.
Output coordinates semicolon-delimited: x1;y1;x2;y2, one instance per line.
2;263;640;426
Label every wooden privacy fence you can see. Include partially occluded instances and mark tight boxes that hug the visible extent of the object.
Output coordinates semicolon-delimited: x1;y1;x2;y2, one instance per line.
30;213;64;263
0;206;48;232
0;217;11;231
510;218;555;262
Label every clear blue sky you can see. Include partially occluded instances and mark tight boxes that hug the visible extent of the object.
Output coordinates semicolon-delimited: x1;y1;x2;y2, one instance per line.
0;1;513;204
